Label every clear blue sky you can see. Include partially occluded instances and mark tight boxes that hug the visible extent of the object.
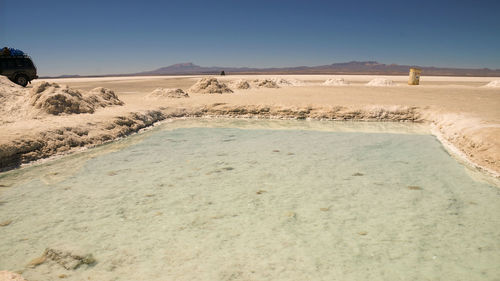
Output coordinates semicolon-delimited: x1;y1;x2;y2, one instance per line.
1;0;499;76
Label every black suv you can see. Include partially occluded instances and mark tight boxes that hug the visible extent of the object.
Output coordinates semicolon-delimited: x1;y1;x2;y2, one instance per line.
0;55;38;87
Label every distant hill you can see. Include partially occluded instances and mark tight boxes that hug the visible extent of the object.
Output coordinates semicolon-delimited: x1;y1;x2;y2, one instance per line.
135;62;258;75
44;61;500;78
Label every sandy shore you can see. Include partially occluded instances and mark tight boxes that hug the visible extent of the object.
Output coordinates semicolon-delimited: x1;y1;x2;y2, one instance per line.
0;74;499;178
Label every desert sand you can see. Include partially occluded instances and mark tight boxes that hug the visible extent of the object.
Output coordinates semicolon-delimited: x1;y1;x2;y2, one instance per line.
0;74;499;178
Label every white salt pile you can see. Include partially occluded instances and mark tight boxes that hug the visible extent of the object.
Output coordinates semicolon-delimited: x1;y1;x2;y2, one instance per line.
189;78;233;94
87;87;125;107
0;76;28;117
270;77;305;86
229;79;251;90
0;77;124;124
366;78;395;86
323;78;349;86
147;88;189;98
30;82;123;115
483;80;500;88
248;78;304;88
254;79;279;88
0;76;22;96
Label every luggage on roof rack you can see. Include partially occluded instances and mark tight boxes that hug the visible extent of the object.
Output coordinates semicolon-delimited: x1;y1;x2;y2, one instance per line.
9;48;25;56
1;47;11;57
0;47;26;57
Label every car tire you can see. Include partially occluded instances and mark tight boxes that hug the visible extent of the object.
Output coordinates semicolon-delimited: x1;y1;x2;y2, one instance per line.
15;74;28;87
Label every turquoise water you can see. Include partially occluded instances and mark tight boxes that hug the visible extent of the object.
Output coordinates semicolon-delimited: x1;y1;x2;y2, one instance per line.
0;119;499;281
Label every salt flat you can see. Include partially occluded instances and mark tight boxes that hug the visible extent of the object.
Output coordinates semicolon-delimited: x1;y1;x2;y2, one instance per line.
0;74;499;177
0;75;500;281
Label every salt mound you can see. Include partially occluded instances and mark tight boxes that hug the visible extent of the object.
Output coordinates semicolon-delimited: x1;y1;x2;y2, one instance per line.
0;75;23;96
29;82;93;115
147;88;189;98
0;78;124;122
0;76;27;116
270;77;305;86
0;76;24;104
87;87;124;107
256;79;279;88
323;78;349;86
230;79;251;90
366;78;395;86
29;82;123;115
483;80;500;87
189;78;233;94
250;78;304;88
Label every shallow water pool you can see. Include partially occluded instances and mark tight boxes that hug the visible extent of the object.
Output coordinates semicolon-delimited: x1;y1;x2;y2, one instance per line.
0;119;499;281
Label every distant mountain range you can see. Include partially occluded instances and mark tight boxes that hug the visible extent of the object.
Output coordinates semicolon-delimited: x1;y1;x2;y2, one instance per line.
45;61;500;78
